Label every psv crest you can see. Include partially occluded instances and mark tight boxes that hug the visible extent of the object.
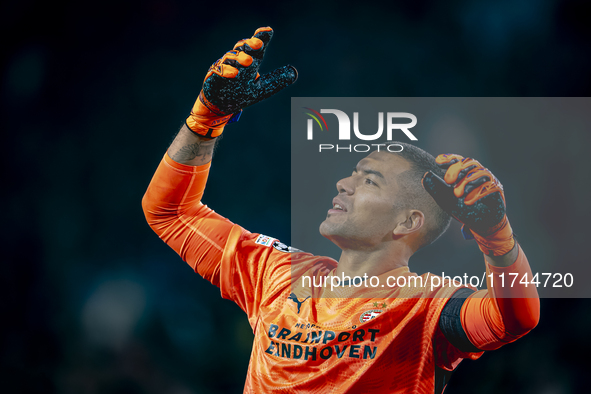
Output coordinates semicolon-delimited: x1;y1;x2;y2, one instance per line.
359;309;383;323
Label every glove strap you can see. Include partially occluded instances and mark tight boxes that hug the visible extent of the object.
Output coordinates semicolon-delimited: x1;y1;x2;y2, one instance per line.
469;219;515;257
186;92;241;139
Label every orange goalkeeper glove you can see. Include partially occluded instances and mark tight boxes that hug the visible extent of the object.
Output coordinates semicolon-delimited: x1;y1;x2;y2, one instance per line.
422;154;515;257
186;27;298;139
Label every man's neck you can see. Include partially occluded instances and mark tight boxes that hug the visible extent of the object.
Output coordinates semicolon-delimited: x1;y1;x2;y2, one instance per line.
334;242;412;279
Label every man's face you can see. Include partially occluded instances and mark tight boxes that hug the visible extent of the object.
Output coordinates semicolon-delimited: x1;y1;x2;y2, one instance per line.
319;151;412;250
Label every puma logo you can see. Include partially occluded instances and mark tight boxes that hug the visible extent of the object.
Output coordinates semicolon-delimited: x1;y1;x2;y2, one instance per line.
288;293;310;314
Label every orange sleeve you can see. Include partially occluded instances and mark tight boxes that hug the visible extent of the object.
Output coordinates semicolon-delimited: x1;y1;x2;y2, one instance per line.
141;153;292;325
460;244;540;351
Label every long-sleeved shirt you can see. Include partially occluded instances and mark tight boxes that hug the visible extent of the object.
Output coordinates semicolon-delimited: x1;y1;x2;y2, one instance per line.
142;153;540;393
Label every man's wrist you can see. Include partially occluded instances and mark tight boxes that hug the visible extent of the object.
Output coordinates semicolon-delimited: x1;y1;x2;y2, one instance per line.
168;124;218;166
186;96;233;139
471;218;515;257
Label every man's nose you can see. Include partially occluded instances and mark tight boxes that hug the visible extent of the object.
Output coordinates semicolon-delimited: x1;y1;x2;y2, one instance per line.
336;177;354;194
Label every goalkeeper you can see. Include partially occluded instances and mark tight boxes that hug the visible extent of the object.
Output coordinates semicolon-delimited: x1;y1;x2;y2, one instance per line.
142;27;540;393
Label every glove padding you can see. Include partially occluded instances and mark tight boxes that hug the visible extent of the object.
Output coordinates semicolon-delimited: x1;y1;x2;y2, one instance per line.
422;154;514;256
186;27;298;138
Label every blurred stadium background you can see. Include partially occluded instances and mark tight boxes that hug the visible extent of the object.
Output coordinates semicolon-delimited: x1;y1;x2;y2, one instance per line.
2;0;590;392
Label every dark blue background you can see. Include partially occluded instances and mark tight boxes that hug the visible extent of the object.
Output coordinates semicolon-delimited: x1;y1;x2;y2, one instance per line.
2;0;590;392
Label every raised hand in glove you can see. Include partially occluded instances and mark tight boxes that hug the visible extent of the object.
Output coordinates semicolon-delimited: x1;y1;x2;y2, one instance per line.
186;27;298;139
422;154;515;257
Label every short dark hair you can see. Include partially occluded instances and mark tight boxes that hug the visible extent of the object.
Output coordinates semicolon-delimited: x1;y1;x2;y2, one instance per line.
390;142;452;250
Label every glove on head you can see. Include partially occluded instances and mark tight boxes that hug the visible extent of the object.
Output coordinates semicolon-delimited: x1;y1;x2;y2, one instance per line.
422;154;514;256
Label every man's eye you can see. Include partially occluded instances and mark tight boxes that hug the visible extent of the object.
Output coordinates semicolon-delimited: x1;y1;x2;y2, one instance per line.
365;178;376;185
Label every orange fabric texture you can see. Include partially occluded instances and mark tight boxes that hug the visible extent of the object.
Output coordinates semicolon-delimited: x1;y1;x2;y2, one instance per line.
142;154;539;393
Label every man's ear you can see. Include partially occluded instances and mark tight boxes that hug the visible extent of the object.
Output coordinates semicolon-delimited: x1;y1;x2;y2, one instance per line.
393;210;425;236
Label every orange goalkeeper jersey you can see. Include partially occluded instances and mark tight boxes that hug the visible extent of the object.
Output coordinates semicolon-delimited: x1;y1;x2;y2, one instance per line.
142;153;539;393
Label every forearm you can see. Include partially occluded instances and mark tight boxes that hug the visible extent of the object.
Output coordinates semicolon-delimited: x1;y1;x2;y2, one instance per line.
142;123;218;234
142;151;212;228
141;148;236;275
484;243;540;329
143;123;217;230
168;123;218;166
460;243;540;350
